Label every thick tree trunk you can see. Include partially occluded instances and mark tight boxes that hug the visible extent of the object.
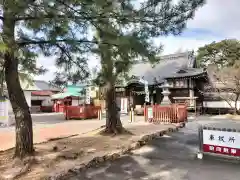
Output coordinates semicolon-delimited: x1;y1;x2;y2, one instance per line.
105;82;123;134
4;53;34;158
2;8;34;158
97;28;123;134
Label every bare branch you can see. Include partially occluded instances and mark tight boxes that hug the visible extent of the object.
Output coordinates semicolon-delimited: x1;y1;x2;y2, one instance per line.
200;65;240;111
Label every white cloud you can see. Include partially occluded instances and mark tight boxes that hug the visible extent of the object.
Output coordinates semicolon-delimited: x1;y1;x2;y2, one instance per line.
187;0;240;38
156;36;218;55
35;54;99;81
35;56;57;81
155;0;240;54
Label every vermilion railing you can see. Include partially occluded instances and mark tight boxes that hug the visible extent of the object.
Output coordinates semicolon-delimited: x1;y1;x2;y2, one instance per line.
64;105;101;120
52;104;66;113
144;104;188;124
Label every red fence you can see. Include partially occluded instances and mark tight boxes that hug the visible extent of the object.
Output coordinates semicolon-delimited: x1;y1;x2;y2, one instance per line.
144;104;187;124
53;104;66;113
65;105;101;120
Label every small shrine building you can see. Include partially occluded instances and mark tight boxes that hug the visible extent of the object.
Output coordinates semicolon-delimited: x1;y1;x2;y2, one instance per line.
109;51;207;112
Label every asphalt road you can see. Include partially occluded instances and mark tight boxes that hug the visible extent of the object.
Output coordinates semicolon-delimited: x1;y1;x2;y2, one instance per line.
69;116;240;180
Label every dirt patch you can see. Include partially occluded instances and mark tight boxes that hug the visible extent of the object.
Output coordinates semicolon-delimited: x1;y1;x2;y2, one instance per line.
0;123;176;180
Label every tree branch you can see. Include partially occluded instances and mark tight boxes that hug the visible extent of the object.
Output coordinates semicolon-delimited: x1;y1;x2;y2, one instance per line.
14;14;101;21
199;73;237;109
17;39;119;47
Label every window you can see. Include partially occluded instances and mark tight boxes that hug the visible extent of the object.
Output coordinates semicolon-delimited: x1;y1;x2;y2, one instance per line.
31;100;42;106
174;80;187;88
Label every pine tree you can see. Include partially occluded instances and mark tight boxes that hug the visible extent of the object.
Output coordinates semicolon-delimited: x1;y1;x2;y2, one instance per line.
0;0;205;158
197;39;240;68
82;0;206;133
1;0;90;158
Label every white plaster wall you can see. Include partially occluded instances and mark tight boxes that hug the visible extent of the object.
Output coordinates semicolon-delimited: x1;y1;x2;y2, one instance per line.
8;90;31;113
7;90;32;126
42;97;53;106
72;99;79;106
7;100;13;113
24;91;31;108
203;101;240;110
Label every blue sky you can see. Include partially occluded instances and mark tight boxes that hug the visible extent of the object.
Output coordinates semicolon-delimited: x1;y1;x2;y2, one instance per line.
181;28;222;39
36;0;240;81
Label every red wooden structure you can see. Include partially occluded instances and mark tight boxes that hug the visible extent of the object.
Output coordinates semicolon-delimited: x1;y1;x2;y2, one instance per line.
52;103;66;113
65;105;101;120
52;98;72;113
144;104;187;124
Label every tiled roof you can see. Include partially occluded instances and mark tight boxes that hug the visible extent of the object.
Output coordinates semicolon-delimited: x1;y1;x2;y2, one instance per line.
34;80;61;91
8;80;61;91
128;51;196;85
164;68;206;79
20;80;40;91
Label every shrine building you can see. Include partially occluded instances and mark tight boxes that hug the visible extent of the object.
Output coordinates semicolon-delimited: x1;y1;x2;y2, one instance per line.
113;51;207;112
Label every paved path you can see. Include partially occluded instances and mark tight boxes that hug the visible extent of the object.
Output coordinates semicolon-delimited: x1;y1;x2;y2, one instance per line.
69;117;240;180
0;114;144;151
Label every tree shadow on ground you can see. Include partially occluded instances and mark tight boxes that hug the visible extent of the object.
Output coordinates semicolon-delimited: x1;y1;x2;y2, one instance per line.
70;130;240;180
69;156;150;180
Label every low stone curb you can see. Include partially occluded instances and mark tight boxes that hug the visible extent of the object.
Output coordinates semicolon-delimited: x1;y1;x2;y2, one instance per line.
45;125;180;180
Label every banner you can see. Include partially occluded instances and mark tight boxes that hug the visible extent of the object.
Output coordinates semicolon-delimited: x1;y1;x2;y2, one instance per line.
139;78;149;102
144;82;149;102
85;86;91;104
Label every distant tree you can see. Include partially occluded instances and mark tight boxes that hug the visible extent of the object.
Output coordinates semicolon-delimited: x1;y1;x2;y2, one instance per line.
196;39;240;68
204;63;240;114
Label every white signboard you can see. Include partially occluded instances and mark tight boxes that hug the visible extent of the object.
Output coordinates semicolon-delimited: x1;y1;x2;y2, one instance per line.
203;129;240;156
147;107;153;119
120;98;128;114
203;130;240;148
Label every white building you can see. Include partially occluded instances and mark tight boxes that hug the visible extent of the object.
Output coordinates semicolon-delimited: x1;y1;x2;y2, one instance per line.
7;80;60;112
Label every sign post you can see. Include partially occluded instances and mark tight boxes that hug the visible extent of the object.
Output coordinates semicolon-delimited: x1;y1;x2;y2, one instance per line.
147;107;153;121
198;123;240;159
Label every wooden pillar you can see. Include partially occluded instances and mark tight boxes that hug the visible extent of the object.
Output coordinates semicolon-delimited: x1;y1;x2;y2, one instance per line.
189;78;195;106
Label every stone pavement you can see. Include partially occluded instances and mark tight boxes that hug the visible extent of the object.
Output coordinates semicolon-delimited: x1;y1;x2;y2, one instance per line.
69;116;240;180
0;114;145;151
